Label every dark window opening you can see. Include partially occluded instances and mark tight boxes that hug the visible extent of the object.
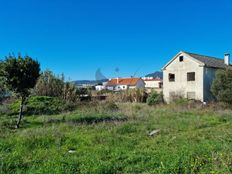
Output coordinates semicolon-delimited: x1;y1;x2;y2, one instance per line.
179;56;184;62
187;72;195;81
169;73;175;82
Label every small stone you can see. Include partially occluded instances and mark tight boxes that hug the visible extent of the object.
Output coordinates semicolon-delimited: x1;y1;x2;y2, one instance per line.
149;129;160;136
68;150;76;153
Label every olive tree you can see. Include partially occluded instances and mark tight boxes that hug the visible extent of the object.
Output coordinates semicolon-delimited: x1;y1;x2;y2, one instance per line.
0;54;40;128
211;68;232;104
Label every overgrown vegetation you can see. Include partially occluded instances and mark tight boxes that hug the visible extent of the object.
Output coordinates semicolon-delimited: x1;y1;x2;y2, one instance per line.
2;53;232;173
9;96;76;115
147;91;163;105
211;68;232;104
34;70;86;102
106;88;148;103
1;103;232;173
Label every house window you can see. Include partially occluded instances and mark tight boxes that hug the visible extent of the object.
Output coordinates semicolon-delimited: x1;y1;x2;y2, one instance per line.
187;72;195;81
169;73;175;82
179;56;184;62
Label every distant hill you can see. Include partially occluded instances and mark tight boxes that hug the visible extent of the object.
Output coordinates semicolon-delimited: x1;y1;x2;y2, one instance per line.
145;71;163;79
73;79;108;86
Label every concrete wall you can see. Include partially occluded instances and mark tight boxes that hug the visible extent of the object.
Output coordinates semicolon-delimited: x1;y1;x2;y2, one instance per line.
95;85;105;91
163;53;204;103
115;85;128;91
106;86;114;91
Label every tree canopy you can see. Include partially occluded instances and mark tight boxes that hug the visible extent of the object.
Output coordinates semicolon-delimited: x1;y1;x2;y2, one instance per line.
211;68;232;104
1;55;40;97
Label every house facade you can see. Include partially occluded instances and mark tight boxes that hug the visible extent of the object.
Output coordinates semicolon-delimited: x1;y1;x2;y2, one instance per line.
95;82;107;91
162;51;231;103
142;77;163;88
142;77;163;93
106;78;145;91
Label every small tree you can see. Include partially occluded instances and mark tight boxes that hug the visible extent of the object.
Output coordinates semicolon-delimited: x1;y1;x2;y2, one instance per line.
211;68;232;104
34;70;80;102
34;70;64;97
0;54;40;128
147;91;163;105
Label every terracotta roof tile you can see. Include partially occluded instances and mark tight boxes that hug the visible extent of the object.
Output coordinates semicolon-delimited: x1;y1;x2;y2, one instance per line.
107;78;142;86
144;78;162;81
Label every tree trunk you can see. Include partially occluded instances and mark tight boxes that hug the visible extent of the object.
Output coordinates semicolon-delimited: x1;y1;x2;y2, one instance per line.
16;96;25;129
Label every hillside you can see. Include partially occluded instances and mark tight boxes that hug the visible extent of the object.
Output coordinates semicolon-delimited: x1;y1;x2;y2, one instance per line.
1;103;232;173
145;71;163;79
73;79;108;86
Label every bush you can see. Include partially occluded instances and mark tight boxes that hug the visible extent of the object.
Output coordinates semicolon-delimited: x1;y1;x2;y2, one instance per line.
147;91;163;105
172;97;189;105
10;96;76;115
211;68;232;104
102;101;119;111
106;89;148;103
0;104;10;115
34;70;81;102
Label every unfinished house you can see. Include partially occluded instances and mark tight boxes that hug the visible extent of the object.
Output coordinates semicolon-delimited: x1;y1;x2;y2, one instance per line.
162;51;231;103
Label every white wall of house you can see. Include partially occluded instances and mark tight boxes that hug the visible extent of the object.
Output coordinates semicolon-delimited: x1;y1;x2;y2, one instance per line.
163;52;204;103
95;85;105;91
106;79;145;91
106;86;114;91
144;80;161;88
115;85;128;91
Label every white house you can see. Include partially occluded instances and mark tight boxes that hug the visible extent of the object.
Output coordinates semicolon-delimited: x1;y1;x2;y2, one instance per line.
162;51;231;103
106;78;145;91
142;77;163;89
95;82;107;91
95;85;105;91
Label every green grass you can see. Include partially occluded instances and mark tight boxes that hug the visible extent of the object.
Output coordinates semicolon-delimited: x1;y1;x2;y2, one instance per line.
1;103;232;174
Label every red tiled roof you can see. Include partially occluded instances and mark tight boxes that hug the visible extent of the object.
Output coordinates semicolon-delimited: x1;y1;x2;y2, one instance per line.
107;78;142;86
144;78;162;81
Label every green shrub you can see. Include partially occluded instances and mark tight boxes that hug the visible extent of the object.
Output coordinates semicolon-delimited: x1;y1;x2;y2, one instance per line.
107;89;148;103
147;91;163;105
172;97;189;105
211;68;232;104
10;96;76;115
102;101;119;111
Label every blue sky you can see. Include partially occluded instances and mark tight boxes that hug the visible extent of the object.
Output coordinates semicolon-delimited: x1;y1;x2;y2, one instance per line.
0;0;232;80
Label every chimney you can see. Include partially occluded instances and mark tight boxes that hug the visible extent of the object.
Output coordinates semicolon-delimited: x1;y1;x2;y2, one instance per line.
117;77;119;84
224;53;230;65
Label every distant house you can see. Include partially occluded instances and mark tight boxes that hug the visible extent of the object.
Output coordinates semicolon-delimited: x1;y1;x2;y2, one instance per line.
95;85;105;91
106;78;145;91
142;77;163;88
162;51;231;103
95;82;107;91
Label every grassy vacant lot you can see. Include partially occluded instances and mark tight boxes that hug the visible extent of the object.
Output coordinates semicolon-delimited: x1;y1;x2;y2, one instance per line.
1;102;232;174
